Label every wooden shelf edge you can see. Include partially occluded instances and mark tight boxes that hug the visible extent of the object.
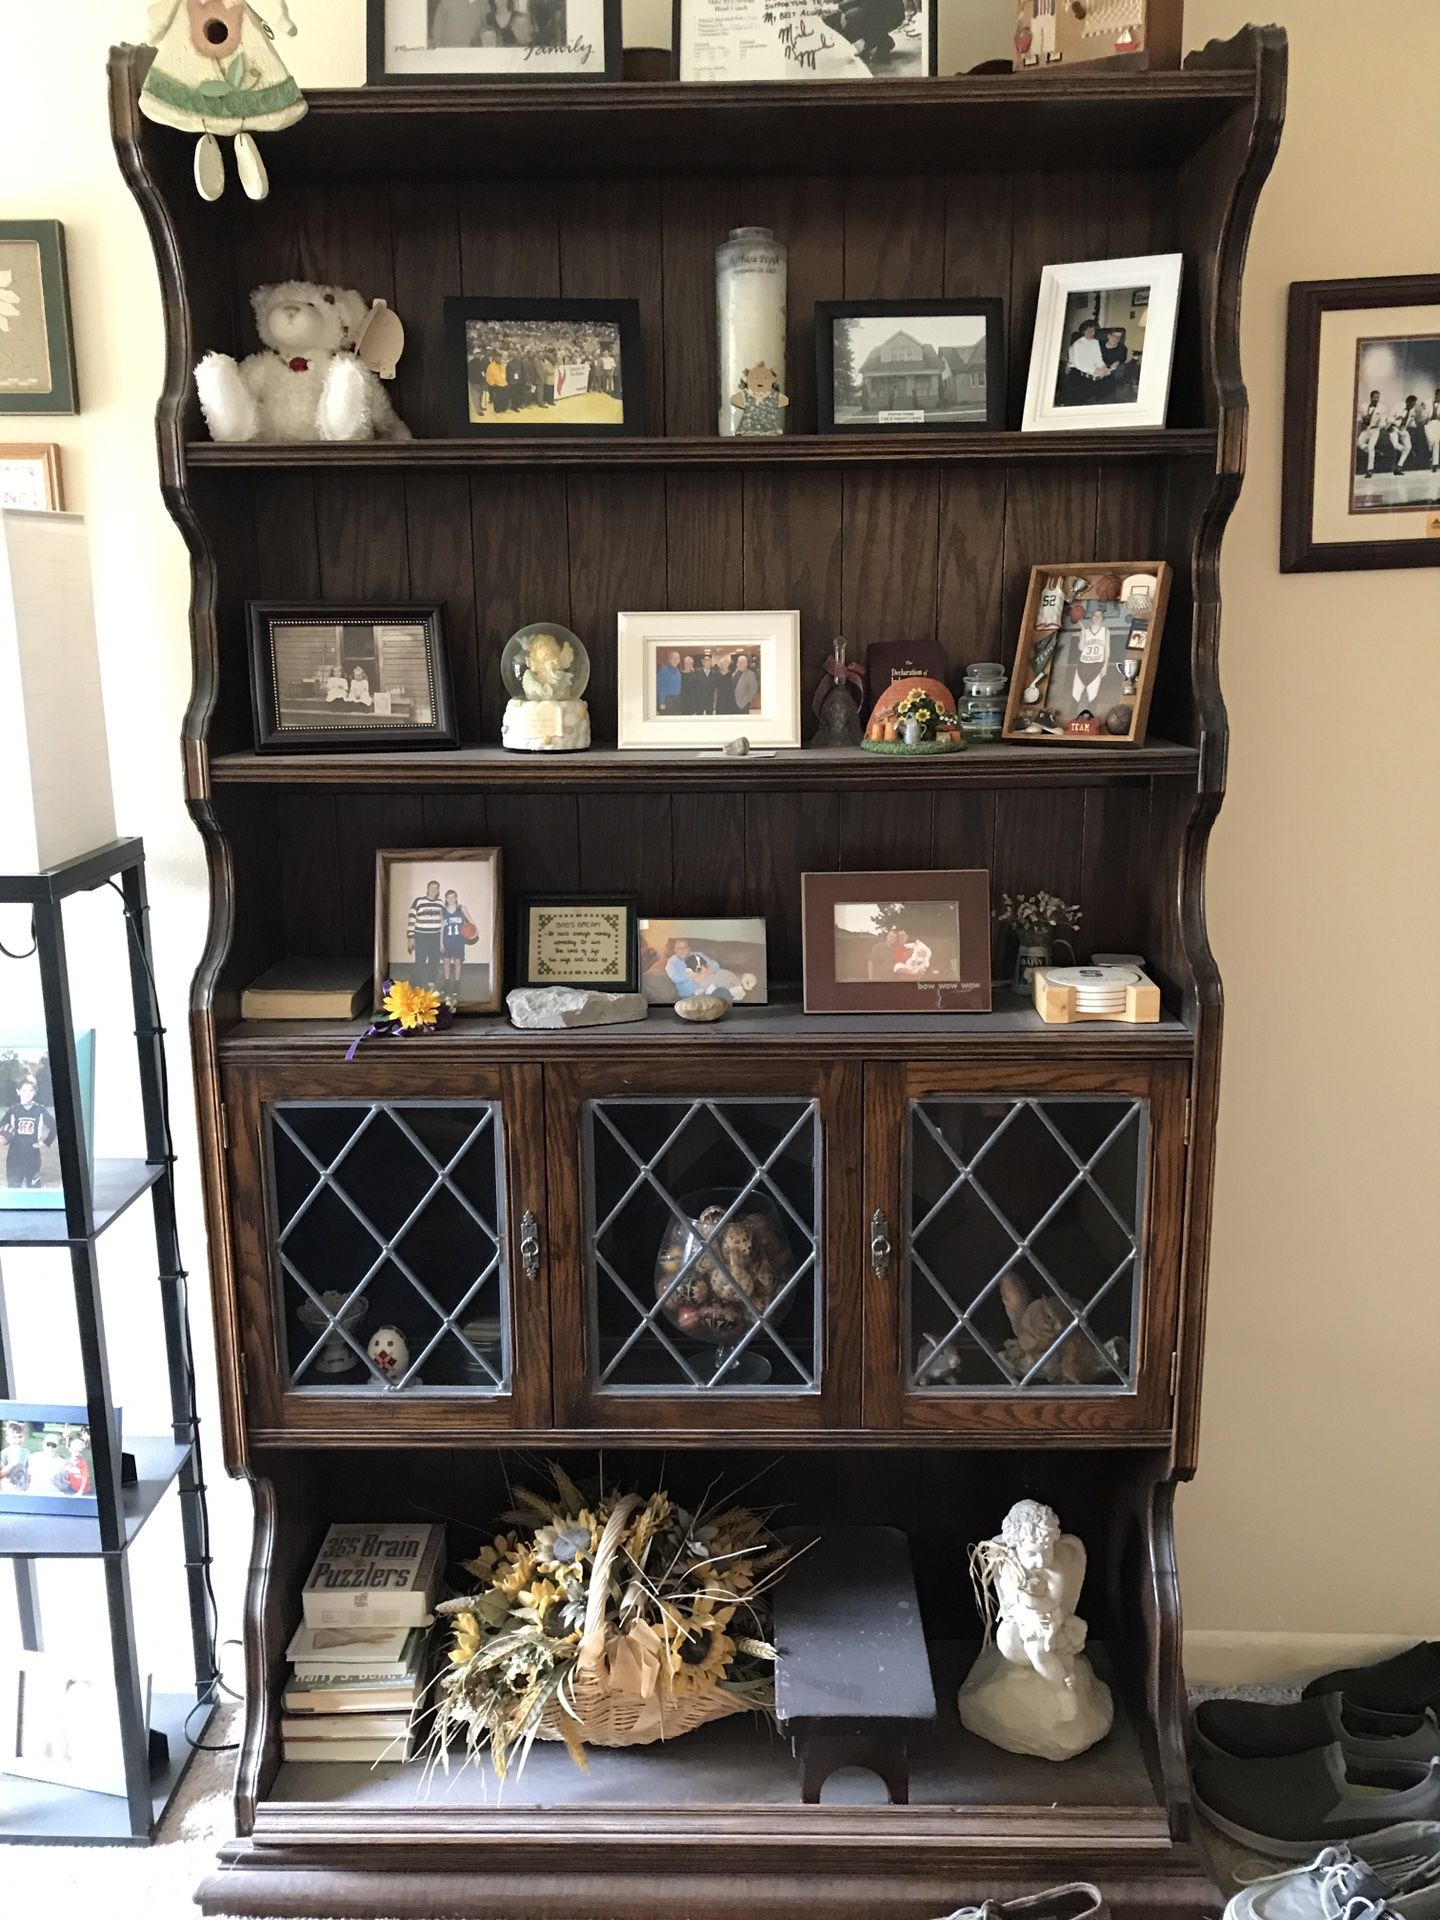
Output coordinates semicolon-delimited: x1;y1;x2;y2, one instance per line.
247;1425;1178;1451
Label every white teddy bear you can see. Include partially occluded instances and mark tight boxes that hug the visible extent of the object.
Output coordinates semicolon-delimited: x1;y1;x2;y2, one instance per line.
195;281;411;444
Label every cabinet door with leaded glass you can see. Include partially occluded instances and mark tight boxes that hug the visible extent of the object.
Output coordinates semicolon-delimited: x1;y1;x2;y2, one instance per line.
222;1058;550;1436
545;1060;863;1432
863;1061;1187;1435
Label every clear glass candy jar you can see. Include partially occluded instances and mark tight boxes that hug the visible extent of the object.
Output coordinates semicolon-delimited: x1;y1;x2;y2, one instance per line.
655;1189;792;1347
959;661;1009;742
500;622;591;753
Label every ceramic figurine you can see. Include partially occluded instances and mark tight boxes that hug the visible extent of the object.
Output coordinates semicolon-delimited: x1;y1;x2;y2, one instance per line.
998;1273;1113;1386
958;1499;1114;1761
861;675;964;755
367;1325;411;1386
730;362;790;437
297;1289;365;1376
500;622;591;753
810;640;866;749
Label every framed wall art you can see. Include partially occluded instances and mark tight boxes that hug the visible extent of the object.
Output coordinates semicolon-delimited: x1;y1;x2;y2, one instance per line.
0;1649;148;1796
375;848;503;1014
815;299;1006;434
247;603;455;752
445;297;644;437
517;894;638;994
674;0;937;82
638;917;769;1006
1282;275;1440;572
367;0;622;83
802;870;991;1015
0;222;78;417
1022;253;1182;433
616;610;801;751
0;443;63;510
1002;563;1171;746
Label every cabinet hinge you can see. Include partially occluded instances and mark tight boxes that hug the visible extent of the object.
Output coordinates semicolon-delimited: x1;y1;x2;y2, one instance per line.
1182;1098;1192;1147
219;1103;230;1152
1168;1350;1180;1404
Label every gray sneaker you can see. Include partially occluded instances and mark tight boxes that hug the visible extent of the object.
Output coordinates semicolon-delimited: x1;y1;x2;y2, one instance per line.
1197;1694;1440;1766
1193;1738;1440;1855
1222;1823;1440;1919
935;1889;1108;1920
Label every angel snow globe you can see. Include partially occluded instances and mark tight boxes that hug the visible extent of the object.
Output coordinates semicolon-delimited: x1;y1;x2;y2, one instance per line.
500;622;590;753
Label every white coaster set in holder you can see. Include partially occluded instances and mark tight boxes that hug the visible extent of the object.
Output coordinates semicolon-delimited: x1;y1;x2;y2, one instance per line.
1032;964;1160;1025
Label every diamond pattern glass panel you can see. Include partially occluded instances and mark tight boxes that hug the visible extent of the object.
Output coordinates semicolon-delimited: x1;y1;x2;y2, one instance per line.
907;1097;1143;1395
268;1102;509;1393
584;1098;820;1393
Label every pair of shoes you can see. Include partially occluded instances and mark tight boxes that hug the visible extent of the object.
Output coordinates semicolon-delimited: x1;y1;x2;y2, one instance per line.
1197;1693;1440;1765
1194;1728;1440;1857
935;1888;1107;1920
1304;1646;1440;1719
1222;1824;1440;1919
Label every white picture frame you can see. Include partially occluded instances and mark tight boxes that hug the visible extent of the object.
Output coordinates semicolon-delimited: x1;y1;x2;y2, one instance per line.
616;610;802;752
0;1652;150;1797
1022;253;1183;434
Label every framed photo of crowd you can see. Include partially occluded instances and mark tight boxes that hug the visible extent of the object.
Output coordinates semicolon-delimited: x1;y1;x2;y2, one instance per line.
444;297;645;438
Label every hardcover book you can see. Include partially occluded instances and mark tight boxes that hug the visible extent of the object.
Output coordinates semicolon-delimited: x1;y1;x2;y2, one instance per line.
285;1621;421;1674
240;958;372;1021
300;1524;444;1631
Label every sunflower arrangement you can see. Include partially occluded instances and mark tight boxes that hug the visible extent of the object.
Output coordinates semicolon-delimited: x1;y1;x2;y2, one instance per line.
429;1464;791;1780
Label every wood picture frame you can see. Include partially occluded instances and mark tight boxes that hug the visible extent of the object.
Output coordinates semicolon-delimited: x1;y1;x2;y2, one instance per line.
246;603;455;752
517;894;639;993
444;297;645;438
815;299;1006;435
0;442;63;509
366;0;622;84
1022;253;1182;433
1282;275;1440;573
673;0;937;82
0;222;78;416
1002;562;1171;747
374;847;504;1015
801;869;992;1014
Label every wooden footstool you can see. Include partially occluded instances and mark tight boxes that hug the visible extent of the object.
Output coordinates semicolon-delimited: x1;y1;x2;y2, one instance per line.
774;1525;936;1805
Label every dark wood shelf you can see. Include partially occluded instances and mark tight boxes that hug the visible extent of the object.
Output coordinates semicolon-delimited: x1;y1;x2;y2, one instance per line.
206;740;1199;793
184;428;1217;474
0;1692;209;1846
0;1439;191;1559
0;1159;163;1248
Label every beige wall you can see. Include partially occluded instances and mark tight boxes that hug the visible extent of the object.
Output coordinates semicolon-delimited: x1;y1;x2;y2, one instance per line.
1;1;1435;1681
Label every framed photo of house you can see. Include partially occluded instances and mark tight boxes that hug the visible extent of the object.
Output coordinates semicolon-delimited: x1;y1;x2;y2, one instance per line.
1022;254;1182;433
674;0;937;82
247;603;455;752
517;894;639;994
444;297;645;438
1001;562;1171;746
1282;275;1440;572
803;870;991;1015
367;0;622;84
0;443;63;509
375;848;504;1015
0;222;78;416
616;610;801;751
815;300;1006;433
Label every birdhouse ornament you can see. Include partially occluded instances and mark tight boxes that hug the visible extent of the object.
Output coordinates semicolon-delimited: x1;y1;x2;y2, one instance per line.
139;0;308;204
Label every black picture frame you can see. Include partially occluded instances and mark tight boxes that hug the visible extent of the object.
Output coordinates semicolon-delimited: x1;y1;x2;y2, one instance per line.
1282;275;1440;573
0;221;78;417
247;602;456;752
672;0;938;81
815;299;1007;434
443;297;646;438
516;893;639;993
365;0;622;85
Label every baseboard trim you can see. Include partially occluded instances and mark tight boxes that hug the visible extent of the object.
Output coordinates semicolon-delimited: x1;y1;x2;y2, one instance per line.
1184;1631;1418;1689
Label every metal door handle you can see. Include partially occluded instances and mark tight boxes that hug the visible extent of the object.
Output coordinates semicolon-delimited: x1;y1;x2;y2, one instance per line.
520;1209;541;1282
870;1208;892;1280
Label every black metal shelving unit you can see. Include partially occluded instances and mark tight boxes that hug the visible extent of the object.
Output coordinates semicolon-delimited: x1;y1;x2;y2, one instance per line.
0;837;216;1845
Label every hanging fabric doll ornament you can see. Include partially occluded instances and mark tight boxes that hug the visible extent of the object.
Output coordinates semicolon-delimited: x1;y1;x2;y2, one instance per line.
139;0;307;204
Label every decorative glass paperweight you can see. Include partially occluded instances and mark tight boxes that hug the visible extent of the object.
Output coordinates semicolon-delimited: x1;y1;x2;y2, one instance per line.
500;622;591;753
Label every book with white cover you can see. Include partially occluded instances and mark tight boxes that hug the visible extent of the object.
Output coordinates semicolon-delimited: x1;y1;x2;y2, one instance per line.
286;1621;420;1675
301;1524;444;1631
281;1711;414;1743
285;1633;427;1714
281;1715;414;1765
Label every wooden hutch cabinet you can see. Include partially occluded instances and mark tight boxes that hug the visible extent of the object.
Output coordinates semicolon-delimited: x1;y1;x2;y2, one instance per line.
112;27;1285;1918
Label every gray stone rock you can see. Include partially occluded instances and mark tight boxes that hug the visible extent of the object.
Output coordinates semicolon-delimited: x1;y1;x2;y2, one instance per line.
674;994;730;1023
506;987;648;1030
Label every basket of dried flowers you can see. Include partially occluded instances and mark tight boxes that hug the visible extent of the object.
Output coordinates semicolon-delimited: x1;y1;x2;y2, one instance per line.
430;1464;792;1779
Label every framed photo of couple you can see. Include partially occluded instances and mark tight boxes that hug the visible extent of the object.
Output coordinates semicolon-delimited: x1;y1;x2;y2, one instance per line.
1023;253;1182;434
375;848;503;1015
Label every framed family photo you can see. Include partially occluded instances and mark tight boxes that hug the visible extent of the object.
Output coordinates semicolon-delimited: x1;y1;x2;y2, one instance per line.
0;1403;114;1519
674;0;937;82
639;917;769;1006
1023;253;1182;433
367;0;621;83
0;443;63;510
445;297;644;437
247;604;455;751
0;1033;95;1212
802;870;991;1014
0;222;78;416
616;610;801;750
517;895;639;994
375;848;503;1014
815;299;1005;433
1003;563;1170;746
1282;275;1440;572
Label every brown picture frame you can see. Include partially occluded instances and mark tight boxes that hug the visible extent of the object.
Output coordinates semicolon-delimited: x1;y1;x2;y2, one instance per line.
0;442;64;509
1001;561;1171;747
374;847;503;1016
801;870;991;1015
1282;275;1440;573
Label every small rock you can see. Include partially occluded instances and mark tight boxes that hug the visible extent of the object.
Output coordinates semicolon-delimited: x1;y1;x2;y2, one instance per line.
674;994;730;1023
507;987;648;1030
723;736;751;757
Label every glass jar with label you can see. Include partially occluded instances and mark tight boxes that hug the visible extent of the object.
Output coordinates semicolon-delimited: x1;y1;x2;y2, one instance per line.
959;662;1009;741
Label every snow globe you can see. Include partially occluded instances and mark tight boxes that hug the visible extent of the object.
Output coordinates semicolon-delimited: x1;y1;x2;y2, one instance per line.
500;622;591;753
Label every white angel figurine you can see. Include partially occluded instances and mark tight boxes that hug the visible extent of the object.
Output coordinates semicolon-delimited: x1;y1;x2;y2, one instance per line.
957;1499;1113;1762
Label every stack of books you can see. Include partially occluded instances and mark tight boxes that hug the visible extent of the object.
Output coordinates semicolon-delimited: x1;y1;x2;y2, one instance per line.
281;1522;444;1764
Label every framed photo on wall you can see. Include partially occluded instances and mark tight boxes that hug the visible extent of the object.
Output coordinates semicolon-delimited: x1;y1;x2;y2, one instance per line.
375;848;503;1015
674;0;937;82
247;603;455;752
0;222;78;416
0;443;63;510
802;870;992;1014
444;297;645;438
1282;275;1440;572
517;894;639;994
367;0;622;83
815;299;1006;433
616;610;801;751
1022;253;1182;433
